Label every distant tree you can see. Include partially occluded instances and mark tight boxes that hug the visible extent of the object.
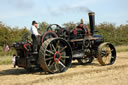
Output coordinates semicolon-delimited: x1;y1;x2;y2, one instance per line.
62;22;76;30
0;22;9;46
1;20;128;47
38;22;49;34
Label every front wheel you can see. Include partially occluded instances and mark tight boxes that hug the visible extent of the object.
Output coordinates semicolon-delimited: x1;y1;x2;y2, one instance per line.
97;42;116;65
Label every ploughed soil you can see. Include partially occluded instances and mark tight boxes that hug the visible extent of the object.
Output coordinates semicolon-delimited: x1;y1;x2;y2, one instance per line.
0;52;128;85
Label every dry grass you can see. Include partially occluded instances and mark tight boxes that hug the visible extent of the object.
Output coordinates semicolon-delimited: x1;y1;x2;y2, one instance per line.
0;52;128;85
0;56;12;65
116;45;128;52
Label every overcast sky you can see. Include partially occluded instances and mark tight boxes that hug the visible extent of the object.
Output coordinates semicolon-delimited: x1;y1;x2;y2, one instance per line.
0;0;127;28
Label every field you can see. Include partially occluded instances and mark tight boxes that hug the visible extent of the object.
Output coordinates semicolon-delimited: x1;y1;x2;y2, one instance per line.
0;46;128;85
1;45;128;65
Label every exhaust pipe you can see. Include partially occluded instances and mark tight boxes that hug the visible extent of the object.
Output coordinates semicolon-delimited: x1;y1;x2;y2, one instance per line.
88;12;95;35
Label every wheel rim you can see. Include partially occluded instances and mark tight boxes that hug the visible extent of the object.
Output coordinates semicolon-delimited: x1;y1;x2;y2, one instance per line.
97;43;116;65
39;38;72;73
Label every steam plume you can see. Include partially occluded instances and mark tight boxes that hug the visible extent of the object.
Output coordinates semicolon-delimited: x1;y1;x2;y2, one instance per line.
48;5;93;16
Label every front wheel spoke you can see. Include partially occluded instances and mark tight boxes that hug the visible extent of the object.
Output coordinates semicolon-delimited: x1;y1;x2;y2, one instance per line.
107;55;111;63
111;49;114;52
106;56;109;63
111;56;115;59
104;56;107;64
60;46;67;53
46;49;54;55
106;47;110;54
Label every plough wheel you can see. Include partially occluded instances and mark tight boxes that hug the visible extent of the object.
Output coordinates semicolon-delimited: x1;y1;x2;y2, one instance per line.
97;42;116;65
39;38;72;73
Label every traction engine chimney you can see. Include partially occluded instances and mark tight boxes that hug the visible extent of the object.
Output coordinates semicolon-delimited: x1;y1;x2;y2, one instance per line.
88;12;95;35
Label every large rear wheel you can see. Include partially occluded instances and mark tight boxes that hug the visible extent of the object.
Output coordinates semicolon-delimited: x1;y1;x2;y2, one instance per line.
39;38;72;73
97;42;116;65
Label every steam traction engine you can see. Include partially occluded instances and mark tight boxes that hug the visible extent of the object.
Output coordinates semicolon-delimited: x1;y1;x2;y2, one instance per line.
13;12;116;73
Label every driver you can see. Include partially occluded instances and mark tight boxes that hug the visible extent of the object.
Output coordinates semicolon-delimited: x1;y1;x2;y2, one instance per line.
76;19;89;35
30;21;40;53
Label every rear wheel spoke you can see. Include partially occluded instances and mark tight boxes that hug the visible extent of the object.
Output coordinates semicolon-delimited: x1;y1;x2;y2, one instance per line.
45;57;53;61
58;61;66;68
60;46;67;53
61;56;69;59
52;44;56;52
49;44;53;50
56;40;60;51
55;63;60;72
46;50;54;55
60;58;65;63
49;62;55;69
48;60;52;66
45;53;52;56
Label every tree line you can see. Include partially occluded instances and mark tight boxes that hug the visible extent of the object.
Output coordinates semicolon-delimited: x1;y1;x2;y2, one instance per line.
0;21;128;47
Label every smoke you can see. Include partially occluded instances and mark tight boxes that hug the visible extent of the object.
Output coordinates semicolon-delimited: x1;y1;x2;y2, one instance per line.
60;5;93;13
3;0;93;15
48;5;93;16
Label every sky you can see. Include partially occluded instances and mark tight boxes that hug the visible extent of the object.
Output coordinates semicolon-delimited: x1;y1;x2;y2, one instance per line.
0;0;128;29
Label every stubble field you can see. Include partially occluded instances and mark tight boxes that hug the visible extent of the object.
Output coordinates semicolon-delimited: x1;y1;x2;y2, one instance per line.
0;51;128;85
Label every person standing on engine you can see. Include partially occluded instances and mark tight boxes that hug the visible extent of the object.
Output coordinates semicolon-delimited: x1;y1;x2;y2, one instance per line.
30;21;40;53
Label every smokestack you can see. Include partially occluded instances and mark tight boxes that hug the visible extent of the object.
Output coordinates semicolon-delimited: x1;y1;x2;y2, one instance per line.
88;12;95;35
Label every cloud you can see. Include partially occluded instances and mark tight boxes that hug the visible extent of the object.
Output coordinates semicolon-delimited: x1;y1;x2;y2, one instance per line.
0;12;29;20
3;0;35;10
0;0;36;20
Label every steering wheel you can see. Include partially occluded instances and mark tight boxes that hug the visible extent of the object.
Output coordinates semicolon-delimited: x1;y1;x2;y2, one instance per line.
46;24;69;40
